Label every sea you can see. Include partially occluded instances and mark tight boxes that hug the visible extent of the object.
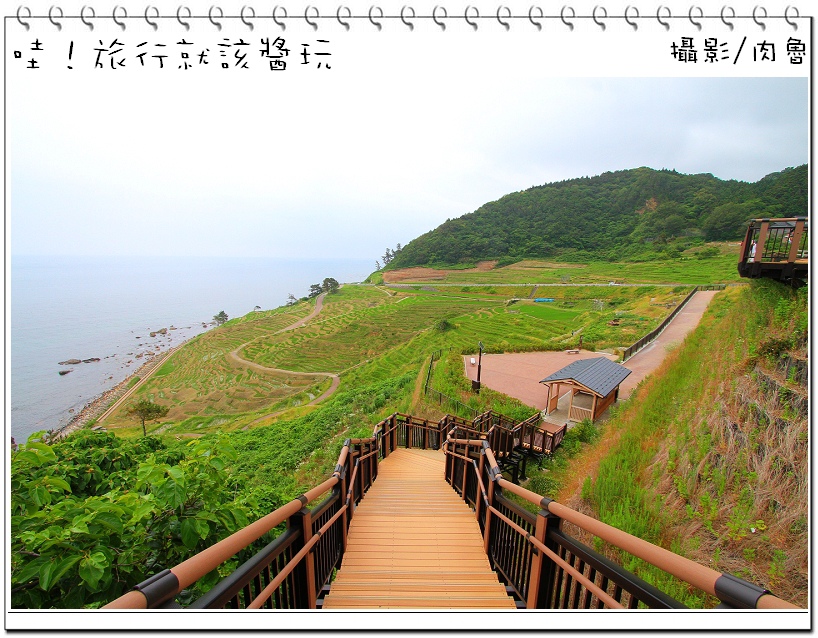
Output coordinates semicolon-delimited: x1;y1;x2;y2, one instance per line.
9;255;374;442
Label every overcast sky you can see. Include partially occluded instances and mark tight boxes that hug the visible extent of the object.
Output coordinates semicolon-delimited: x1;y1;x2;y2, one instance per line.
8;27;808;260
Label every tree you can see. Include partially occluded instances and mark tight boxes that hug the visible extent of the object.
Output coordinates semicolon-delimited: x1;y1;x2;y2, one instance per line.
322;277;340;293
382;248;393;265
213;311;228;326
253;305;261;312
286;294;298;306
703;200;764;241
126;399;170;437
308;283;323;298
375;260;381;271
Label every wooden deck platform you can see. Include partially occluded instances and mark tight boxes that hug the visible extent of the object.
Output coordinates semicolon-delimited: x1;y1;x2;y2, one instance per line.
321;448;516;609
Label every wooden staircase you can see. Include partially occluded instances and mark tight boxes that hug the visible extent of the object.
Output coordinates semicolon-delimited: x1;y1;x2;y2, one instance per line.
321;448;516;609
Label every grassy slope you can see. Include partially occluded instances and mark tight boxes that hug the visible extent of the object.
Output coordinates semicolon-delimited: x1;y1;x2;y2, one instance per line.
103;303;317;436
104;267;697;438
391;245;742;284
531;281;808;607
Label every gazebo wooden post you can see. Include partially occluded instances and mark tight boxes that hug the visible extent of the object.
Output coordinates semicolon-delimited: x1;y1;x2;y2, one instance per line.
591;394;598;421
545;383;551;413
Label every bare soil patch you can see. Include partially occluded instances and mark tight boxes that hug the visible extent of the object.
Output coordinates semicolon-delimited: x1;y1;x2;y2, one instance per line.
384;261;498;283
383;268;448;283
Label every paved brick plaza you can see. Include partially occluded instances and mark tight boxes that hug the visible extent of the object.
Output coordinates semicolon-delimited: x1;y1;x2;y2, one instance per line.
462;290;720;412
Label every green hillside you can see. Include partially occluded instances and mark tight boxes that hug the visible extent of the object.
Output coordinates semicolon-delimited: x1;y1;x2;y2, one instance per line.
388;165;807;268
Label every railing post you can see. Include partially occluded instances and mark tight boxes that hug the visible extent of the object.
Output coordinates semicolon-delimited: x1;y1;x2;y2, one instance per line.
483;465;500;555
462;454;469;502
475;447;486;525
527;497;562;609
339;469;349;553
391;414;398;456
370;440;378;484
289;507;317;609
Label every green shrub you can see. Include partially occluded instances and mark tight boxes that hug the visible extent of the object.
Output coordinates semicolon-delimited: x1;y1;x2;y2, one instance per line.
11;434;258;608
571;418;600;444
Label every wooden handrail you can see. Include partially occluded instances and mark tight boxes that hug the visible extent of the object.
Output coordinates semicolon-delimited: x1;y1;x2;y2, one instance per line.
486;503;623;609
246;503;348;609
105;412;799;611
447;437;484;446
493;475;724;596
104;435;361;609
444;430;798;610
491;474;797;608
171;475;338;597
104;476;340;609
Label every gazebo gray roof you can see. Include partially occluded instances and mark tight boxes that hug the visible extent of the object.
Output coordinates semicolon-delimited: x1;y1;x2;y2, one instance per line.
539;357;632;398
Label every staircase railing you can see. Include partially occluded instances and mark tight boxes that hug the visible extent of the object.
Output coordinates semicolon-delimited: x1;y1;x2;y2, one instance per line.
442;437;798;610
105;411;797;611
104;413;451;610
104;435;380;610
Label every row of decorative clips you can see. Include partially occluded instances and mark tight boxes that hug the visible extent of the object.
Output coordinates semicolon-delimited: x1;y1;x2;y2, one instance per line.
16;5;802;32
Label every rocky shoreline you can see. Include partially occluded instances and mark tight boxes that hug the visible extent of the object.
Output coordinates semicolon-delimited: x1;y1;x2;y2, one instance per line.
50;346;177;441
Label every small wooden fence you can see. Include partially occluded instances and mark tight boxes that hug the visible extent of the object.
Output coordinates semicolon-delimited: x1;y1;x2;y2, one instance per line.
105;412;797;611
622;284;726;362
423;349;481;419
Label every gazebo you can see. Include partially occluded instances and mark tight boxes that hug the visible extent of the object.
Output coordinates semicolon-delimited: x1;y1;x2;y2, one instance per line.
540;357;632;423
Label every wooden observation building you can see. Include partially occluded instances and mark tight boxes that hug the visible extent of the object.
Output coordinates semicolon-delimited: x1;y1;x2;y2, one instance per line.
540;357;631;423
738;217;808;284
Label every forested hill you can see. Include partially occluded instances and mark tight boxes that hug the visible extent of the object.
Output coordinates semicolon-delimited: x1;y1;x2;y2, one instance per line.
388;165;808;268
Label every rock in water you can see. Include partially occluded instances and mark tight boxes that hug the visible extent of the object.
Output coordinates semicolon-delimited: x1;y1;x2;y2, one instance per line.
58;359;82;365
58;370;72;376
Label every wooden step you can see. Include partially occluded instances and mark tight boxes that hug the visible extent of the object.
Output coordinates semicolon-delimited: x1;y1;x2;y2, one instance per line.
328;582;509;595
332;569;500;586
322;448;515;610
322;595;517;609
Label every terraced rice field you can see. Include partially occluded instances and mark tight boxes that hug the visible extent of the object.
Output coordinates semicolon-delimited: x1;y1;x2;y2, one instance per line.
101;266;706;439
104;304;320;431
383;248;740;286
242;289;502;373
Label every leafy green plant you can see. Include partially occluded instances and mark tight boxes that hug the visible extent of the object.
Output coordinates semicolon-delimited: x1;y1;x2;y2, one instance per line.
581;476;593;501
768;549;787;586
570;418;600;444
11;433;258;609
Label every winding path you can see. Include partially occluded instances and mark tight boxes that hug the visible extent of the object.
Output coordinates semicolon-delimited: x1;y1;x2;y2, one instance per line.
100;292;340;426
227;292;340;405
226;292;342;424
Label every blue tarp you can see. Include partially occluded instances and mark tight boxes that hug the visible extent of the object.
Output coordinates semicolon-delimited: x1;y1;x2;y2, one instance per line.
534;298;555;302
